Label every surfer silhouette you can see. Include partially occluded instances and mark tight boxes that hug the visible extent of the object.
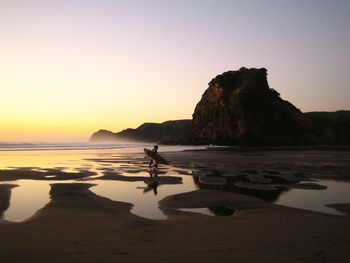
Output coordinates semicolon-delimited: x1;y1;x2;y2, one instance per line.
149;145;159;170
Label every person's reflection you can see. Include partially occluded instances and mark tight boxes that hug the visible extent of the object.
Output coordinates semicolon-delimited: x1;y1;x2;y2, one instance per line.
143;171;159;195
143;181;159;195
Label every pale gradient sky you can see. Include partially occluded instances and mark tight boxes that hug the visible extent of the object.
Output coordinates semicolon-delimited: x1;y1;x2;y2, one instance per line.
1;0;349;142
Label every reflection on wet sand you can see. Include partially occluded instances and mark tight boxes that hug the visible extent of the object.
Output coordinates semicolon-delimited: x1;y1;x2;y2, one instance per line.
0;148;350;222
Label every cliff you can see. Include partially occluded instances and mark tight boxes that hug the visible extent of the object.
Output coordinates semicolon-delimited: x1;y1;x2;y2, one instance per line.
90;119;192;144
192;67;321;145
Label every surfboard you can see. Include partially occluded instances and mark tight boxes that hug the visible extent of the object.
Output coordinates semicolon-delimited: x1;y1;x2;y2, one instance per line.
144;148;170;165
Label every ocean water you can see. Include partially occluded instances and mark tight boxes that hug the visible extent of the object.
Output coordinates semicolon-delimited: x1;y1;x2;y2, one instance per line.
0;142;208;152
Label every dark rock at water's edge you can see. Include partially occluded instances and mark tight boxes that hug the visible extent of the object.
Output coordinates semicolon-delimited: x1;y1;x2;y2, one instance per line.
192;67;308;145
192;67;350;145
90;119;192;144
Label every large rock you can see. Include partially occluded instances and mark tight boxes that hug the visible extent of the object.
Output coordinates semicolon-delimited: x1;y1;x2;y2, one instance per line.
192;67;323;145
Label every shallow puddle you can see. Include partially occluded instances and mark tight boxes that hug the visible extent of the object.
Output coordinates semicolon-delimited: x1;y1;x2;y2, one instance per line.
3;180;51;221
275;179;350;215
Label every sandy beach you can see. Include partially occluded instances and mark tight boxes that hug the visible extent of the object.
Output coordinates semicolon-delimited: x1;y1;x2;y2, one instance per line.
0;148;350;262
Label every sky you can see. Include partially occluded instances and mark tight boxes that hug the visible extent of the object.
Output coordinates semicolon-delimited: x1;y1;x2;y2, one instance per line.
0;0;349;142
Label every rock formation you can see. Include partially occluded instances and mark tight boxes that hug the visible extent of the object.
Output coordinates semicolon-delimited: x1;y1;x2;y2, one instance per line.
192;67;350;145
192;67;318;145
90;67;349;145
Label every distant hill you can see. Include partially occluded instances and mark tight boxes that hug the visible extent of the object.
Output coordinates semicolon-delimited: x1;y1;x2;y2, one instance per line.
90;120;192;144
305;111;350;144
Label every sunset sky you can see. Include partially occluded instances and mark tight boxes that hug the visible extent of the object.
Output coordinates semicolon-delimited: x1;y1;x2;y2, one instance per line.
1;0;349;142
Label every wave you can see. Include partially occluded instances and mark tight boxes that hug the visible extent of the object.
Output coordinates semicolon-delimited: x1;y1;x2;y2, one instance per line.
0;142;208;152
0;142;148;151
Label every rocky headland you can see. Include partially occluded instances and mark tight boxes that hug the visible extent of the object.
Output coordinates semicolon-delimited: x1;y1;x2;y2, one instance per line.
90;67;350;145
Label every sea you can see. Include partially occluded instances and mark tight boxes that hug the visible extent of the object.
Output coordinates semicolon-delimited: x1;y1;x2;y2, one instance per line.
0;142;208;152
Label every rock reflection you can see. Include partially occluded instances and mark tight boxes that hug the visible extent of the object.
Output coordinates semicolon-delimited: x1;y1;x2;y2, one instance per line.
0;184;17;220
207;206;235;216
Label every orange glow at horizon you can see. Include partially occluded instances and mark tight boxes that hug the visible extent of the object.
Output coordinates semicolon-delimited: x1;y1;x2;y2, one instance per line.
1;51;197;142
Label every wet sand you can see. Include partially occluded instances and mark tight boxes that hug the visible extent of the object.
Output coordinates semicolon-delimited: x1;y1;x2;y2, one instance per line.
1;149;350;262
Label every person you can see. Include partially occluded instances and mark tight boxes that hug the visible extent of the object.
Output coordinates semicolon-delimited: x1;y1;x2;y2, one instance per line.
149;145;159;170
